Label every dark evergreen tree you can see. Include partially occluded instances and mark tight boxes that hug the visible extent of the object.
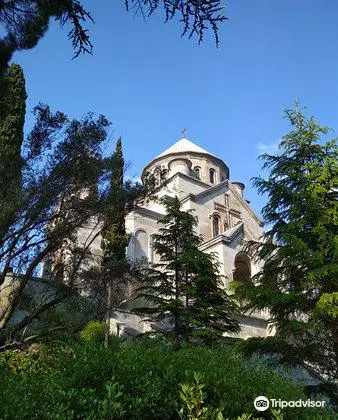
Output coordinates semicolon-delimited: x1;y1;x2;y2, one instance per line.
101;137;130;346
135;196;239;348
101;138;128;265
0;63;27;238
235;104;338;383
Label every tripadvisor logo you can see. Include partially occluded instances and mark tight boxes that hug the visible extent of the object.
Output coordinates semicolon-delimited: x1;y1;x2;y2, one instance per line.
254;396;269;411
254;396;326;411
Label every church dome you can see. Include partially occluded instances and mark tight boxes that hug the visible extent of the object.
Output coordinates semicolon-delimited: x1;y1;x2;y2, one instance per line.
142;136;230;185
156;137;215;159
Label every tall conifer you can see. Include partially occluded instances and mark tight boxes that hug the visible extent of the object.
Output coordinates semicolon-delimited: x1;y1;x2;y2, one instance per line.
235;104;338;382
0;63;27;236
135;196;239;348
101;137;130;346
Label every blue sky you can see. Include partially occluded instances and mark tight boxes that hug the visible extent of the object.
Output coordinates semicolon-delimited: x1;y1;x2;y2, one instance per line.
11;0;338;217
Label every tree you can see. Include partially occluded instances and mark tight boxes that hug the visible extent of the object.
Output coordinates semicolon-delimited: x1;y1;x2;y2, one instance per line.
0;0;227;73
101;137;130;347
134;196;239;348
0;101;113;344
0;108;163;348
0;0;93;73
235;104;338;384
0;64;27;236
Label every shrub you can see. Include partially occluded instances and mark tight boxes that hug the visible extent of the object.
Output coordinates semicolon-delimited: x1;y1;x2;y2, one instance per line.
0;342;336;420
80;320;106;344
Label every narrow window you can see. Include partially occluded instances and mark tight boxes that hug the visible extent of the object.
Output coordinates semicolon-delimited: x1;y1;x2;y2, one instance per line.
224;194;230;208
194;166;201;179
212;215;220;237
209;168;215;184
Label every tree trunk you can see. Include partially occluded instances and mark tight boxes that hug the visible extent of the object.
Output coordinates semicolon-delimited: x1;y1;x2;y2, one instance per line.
104;281;112;348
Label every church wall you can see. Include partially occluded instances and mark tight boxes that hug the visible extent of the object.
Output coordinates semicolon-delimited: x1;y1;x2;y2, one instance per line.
170;175;208;198
143;199;166;214
228;185;263;243
76;217;102;258
187;193;228;242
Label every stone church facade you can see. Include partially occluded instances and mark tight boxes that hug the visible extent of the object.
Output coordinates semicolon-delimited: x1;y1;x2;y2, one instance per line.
123;136;271;339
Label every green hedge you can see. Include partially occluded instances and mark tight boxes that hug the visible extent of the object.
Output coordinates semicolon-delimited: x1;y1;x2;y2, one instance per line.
0;341;335;420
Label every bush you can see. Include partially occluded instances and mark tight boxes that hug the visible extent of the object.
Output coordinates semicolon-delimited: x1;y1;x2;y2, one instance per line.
80;320;106;344
0;342;336;420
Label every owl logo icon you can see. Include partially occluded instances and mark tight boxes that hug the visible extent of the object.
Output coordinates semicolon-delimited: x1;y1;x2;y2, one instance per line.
254;396;270;411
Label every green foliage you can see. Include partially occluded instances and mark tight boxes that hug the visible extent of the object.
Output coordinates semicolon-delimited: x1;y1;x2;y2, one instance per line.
80;321;123;348
100;137;132;346
0;63;26;233
313;292;338;319
0;349;39;374
81;321;106;344
234;104;338;381
134;196;239;347
234;337;300;365
178;373;286;420
101;137;130;267
179;372;224;419
0;342;335;419
0;100;114;339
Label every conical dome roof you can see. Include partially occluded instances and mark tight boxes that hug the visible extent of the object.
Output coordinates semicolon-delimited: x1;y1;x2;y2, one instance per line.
156;137;214;158
142;136;229;182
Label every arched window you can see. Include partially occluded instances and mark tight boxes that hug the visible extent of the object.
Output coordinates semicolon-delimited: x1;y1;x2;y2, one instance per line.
209;168;216;184
134;229;149;260
212;215;220;237
194;166;201;179
233;252;251;283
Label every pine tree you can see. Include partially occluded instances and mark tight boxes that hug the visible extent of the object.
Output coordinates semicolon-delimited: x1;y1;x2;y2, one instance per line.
135;196;239;348
101;137;130;346
235;104;338;382
0;63;27;237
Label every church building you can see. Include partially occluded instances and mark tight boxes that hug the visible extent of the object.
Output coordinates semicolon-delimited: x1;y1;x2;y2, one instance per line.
123;135;271;339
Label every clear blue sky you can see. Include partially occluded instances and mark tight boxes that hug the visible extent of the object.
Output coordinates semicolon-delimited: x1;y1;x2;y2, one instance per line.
11;0;338;217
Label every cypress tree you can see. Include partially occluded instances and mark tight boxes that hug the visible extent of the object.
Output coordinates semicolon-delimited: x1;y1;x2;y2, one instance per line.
101;137;130;346
135;196;239;348
0;63;27;234
101;137;126;264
